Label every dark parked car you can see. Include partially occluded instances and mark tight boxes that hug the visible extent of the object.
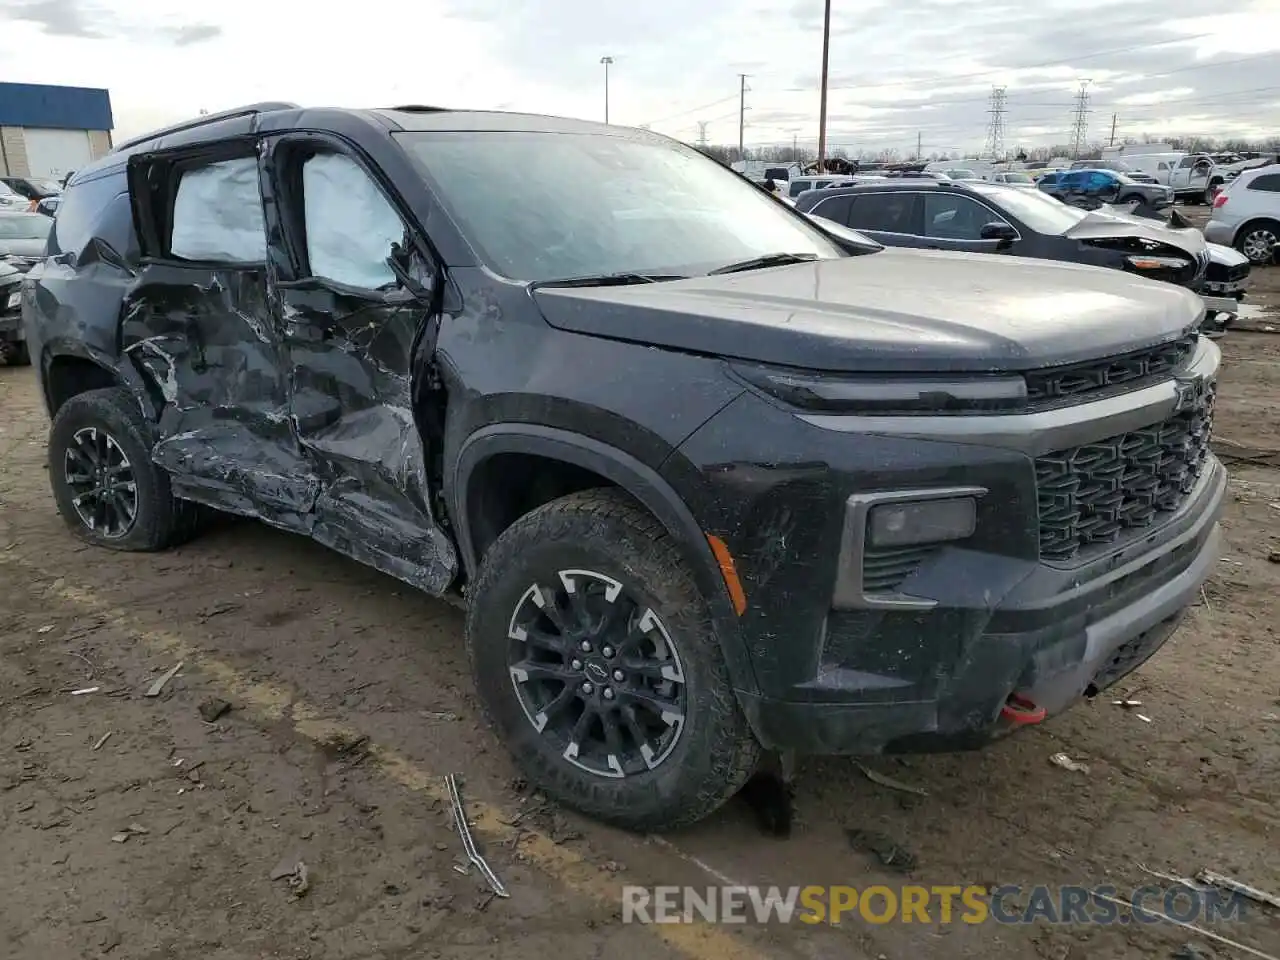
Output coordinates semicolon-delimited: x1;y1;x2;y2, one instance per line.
0;259;27;365
23;103;1224;830
1040;168;1174;214
0;211;53;272
794;179;1211;293
1;175;63;204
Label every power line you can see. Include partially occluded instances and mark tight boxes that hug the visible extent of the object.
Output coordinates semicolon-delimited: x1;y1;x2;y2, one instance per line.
985;85;1007;158
642;94;739;127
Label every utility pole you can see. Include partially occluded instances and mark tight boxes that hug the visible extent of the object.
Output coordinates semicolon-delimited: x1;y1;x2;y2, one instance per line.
816;0;832;173
696;121;709;148
737;73;750;160
916;131;922;160
984;85;1007;159
1109;113;1117;146
1069;79;1092;159
600;56;614;124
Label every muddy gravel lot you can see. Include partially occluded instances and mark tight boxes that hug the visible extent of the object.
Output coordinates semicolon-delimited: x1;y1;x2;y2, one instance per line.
2;260;1279;960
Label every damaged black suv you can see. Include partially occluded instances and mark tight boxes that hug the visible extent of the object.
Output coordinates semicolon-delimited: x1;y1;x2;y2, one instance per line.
24;103;1224;830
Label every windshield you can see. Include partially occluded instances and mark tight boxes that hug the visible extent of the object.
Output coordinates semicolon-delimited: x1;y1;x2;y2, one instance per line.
395;130;845;282
999;172;1034;183
947;169;980;180
0;181;22;199
1115;172;1144;185
0;214;51;240
971;184;1087;234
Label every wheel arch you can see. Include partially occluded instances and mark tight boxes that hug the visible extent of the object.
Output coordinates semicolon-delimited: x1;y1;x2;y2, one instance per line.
39;341;158;423
451;424;760;697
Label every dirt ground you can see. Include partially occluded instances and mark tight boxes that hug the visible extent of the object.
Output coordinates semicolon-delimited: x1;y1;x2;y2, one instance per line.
3;253;1279;960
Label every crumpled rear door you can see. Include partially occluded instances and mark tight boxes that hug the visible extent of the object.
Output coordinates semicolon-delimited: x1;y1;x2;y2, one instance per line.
122;147;321;528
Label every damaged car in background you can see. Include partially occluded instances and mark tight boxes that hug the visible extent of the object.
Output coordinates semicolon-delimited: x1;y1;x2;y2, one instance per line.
0;258;27;365
795;179;1247;334
23;103;1224;831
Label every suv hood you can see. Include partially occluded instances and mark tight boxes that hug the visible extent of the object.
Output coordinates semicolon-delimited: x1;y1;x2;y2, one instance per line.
1065;210;1207;256
532;249;1203;374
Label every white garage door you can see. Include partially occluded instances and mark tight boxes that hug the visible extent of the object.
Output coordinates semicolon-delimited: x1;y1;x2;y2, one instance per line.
23;128;95;180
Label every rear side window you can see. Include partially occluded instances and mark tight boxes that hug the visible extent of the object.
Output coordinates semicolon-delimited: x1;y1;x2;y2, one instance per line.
170;157;266;263
48;171;130;257
806;194;853;226
1247;173;1280;192
847;192;916;233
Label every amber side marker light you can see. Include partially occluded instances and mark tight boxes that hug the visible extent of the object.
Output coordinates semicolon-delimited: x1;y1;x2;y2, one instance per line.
705;533;747;616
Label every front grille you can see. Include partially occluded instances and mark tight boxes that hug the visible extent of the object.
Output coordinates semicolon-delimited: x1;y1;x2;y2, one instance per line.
863;544;936;593
1193;248;1210;283
1035;378;1216;563
1024;336;1196;404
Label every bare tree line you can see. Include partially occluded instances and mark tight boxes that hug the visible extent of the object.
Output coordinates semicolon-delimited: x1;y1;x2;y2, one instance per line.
696;132;1280;166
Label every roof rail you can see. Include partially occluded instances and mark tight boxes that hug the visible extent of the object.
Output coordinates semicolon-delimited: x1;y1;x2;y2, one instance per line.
112;101;301;153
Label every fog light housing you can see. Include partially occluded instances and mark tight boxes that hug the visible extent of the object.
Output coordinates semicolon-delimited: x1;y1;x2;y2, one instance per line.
867;497;976;548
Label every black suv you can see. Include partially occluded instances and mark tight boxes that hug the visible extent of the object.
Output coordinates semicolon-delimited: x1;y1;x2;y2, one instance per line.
23;103;1225;830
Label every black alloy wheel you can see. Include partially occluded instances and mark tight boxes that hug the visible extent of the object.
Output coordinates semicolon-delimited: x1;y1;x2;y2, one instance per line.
506;568;687;778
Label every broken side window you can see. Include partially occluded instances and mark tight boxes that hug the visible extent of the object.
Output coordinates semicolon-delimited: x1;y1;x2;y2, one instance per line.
170;157;267;263
302;153;403;290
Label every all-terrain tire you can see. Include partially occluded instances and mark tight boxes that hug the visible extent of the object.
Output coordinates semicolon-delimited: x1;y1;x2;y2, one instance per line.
465;488;761;831
48;387;203;551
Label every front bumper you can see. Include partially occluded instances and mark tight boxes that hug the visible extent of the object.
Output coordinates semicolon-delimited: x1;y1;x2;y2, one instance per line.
0;308;22;343
674;337;1224;755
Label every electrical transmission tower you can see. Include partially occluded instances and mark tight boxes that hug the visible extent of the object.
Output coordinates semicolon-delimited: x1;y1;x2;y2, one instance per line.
984;86;1007;159
696;121;709;148
1069;80;1092;159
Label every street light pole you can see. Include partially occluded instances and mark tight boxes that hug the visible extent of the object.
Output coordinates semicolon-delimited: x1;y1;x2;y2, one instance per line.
817;0;832;173
600;56;614;124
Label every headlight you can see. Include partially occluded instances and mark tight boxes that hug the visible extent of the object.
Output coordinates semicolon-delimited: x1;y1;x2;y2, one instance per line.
5;291;20;310
1126;255;1190;271
730;363;1027;413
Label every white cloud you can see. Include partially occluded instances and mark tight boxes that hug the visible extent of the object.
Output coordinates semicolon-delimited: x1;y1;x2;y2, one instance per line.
0;0;1276;152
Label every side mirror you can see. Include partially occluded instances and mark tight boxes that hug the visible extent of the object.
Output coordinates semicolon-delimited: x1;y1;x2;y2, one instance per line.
980;222;1017;247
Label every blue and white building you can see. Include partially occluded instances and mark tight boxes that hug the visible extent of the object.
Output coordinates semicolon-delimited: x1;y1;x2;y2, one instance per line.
0;82;114;181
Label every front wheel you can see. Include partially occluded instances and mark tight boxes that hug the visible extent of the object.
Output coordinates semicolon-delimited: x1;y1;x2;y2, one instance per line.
47;386;203;551
465;488;760;831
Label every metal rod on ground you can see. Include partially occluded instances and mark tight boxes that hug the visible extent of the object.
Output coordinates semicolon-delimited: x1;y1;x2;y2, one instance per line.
817;0;832;173
445;774;509;898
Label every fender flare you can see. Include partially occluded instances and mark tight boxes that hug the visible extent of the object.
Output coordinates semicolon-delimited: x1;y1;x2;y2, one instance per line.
38;340;159;423
451;423;760;696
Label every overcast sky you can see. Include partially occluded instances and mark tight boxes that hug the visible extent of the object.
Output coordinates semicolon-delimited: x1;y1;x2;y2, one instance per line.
1;0;1277;154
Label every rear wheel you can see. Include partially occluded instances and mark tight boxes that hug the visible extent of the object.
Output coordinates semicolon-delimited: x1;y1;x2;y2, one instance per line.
47;387;202;551
466;488;760;831
1237;220;1279;265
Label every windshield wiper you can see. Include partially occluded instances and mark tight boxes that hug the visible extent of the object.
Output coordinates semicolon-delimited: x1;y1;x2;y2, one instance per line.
530;272;685;290
708;252;820;275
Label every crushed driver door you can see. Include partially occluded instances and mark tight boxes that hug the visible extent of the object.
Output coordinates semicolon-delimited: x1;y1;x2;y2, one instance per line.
123;143;321;528
259;135;457;595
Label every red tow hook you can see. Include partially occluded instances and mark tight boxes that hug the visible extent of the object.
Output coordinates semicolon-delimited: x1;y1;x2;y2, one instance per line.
1000;692;1047;726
